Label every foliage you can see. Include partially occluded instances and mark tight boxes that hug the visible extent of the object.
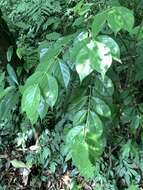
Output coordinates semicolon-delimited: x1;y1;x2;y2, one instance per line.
1;0;143;189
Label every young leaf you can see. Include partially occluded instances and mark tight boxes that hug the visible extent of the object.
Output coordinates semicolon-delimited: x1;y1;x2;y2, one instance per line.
11;159;28;169
22;85;41;123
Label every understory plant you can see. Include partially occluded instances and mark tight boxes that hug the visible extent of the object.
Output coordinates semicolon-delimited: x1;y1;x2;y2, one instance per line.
1;0;143;189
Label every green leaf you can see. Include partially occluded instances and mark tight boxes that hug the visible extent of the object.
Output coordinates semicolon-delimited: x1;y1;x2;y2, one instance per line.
40;74;58;107
93;75;114;97
46;32;61;40
22;85;41;123
53;61;70;88
91;41;112;76
92;11;107;38
97;35;120;61
11;159;28;169
107;7;134;33
73;110;87;125
74;39;112;79
24;72;58;108
91;97;111;117
0;91;19;120
70;33;89;63
86;112;103;163
76;55;93;81
7;46;13;62
66;125;84;145
87;111;103;138
7;64;18;85
38;96;48;120
25;71;42;87
68;96;88;114
0;86;15;101
86;133;103;164
131;25;143;40
71;133;95;179
130;115;140;134
39;34;75;72
126;184;139;190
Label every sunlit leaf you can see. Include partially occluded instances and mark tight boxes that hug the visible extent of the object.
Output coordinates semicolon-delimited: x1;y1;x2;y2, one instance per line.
11;159;28;169
91;41;112;76
107;7;134;33
97;35;120;61
87;111;103;138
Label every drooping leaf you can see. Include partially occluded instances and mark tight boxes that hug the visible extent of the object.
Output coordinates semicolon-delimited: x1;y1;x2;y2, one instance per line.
0;91;19;120
7;64;18;85
22;85;41;123
53;60;70;88
40;74;58;107
92;11;107;38
39;34;76;71
7;46;13;62
38;96;49;120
